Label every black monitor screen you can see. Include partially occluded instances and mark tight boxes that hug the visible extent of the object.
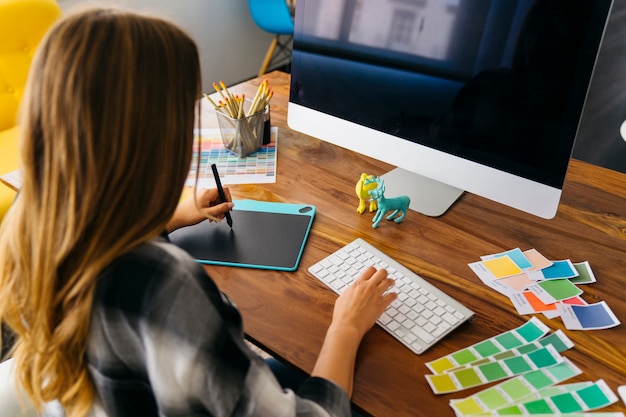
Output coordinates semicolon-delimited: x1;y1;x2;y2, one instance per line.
290;0;613;189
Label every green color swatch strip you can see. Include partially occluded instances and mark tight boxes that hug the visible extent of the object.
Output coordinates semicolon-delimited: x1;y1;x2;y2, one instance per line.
427;318;550;374
479;379;619;415
449;359;582;416
426;345;563;394
446;330;573;374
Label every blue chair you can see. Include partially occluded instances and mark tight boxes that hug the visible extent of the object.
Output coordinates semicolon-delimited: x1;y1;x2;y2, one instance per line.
248;0;294;76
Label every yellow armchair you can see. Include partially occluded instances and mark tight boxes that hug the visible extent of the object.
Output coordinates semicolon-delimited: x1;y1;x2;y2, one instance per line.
0;0;61;221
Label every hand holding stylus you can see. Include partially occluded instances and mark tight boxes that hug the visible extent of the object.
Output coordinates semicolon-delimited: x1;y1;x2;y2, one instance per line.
212;163;233;228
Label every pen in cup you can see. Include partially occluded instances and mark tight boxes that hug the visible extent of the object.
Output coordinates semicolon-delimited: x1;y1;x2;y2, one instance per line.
211;163;233;228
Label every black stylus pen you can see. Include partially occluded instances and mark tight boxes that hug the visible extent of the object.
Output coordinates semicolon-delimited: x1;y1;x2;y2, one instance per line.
211;163;233;228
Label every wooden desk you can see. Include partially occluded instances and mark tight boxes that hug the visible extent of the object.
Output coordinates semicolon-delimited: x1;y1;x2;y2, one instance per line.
202;71;626;416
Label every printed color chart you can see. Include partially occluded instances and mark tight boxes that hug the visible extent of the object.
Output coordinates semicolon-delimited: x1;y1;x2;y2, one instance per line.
186;128;277;188
426;345;564;394
426;317;550;374
449;359;583;415
425;319;623;416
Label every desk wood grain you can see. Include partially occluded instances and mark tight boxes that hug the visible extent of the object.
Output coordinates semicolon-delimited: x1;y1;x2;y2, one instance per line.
201;71;626;416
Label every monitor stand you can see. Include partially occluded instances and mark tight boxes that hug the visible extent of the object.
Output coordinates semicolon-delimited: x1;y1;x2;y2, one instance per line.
381;168;464;217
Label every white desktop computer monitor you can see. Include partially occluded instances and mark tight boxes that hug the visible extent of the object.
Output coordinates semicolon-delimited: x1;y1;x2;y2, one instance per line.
287;0;613;219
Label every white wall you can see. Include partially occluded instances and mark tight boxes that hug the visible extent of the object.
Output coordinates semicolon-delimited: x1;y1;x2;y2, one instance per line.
57;0;275;89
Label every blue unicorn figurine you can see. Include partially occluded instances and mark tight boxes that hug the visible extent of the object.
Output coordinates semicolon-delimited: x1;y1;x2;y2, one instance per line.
364;176;410;228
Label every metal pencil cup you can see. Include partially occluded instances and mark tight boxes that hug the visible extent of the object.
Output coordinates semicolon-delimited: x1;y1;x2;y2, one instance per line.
216;101;266;157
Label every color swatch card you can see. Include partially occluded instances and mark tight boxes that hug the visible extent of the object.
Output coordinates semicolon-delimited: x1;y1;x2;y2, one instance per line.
482;248;535;269
526;259;579;281
526;279;583;304
472;249;553;283
186;128;277;188
557;301;621;330
509;292;586;316
570;261;597;284
449;359;583;416
486;274;536;296
445;330;574;373
426;345;564;394
469;379;619;415
426;318;550;374
542;296;587;320
469;257;524;282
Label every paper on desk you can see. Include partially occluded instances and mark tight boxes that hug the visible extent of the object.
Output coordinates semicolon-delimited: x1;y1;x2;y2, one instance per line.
449;359;583;416
558;301;620;330
570;261;597;284
509;291;586;316
464;379;620;416
426;345;564;394
186;127;277;188
470;248;553;283
527;259;579;281
426;317;550;374
526;279;583;304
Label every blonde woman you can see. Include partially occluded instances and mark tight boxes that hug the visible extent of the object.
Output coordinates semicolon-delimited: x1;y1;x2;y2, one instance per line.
0;7;396;417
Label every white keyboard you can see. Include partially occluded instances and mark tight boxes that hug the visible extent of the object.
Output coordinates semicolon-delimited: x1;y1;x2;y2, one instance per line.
308;238;474;354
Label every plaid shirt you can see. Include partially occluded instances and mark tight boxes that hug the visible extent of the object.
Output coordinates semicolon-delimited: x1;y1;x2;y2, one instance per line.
87;237;350;417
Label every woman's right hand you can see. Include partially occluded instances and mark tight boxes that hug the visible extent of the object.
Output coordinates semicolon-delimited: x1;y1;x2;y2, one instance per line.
330;266;397;340
311;266;397;397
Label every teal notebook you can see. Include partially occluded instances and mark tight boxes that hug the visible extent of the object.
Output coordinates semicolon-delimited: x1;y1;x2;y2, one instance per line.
169;200;316;271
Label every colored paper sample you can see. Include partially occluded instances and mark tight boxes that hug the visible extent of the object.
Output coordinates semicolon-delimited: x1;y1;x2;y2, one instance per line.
558;301;620;330
426;345;563;394
478;379;619;415
521;249;553;272
469;257;524;282
486;274;535;296
446;330;573;373
510;291;558;315
527;259;579;281
483;248;533;269
449;359;582;415
186;128;277;188
426;318;549;374
527;279;583;304
570;261;597;284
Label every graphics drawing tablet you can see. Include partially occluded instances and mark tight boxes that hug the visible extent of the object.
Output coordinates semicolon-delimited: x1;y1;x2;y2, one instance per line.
169;200;316;271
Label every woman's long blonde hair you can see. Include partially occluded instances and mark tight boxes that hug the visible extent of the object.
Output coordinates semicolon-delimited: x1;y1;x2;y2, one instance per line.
0;8;201;417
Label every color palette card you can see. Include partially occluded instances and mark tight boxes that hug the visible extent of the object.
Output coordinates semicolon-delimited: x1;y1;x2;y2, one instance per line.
472;249;553;284
482;248;534;269
526;259;579;281
186;127;278;188
446;331;573;373
542;296;587;320
450;359;583;415
558;301;620;330
426;318;549;374
426;345;564;394
469;257;524;282
467;413;625;417
509;292;586;316
526;279;583;304
486;274;536;297
472;379;619;415
570;261;597;284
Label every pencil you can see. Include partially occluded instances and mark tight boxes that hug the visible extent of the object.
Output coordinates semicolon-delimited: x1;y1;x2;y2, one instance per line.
211;163;233;228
